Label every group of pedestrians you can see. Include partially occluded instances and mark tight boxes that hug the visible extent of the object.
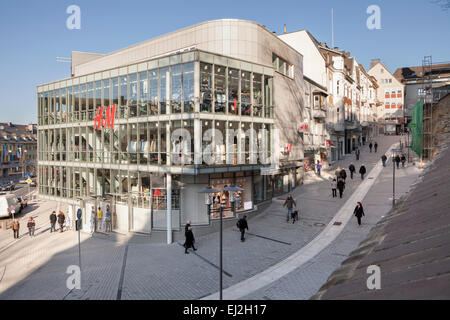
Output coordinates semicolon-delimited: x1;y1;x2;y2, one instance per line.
183;214;250;254
50;210;71;233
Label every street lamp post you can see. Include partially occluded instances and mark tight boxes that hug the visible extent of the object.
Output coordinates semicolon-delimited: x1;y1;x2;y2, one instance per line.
392;153;396;207
198;184;243;300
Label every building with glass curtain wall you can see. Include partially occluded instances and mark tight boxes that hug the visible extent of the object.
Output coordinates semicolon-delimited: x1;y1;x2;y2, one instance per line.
37;19;306;242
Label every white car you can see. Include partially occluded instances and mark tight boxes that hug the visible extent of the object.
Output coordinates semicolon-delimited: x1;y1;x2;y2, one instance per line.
0;193;21;218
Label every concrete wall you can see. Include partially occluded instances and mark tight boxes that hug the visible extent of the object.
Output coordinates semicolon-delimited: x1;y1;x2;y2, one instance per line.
278;31;326;87
72;19;302;77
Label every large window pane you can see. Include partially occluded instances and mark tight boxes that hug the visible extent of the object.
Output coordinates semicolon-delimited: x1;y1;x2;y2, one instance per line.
61;88;67;123
228;68;239;115
200;62;212;112
138;71;148;116
149;69;158;115
171;64;182;113
264;76;273;118
160;67;169;114
182;62;194;113
80;84;87;121
214;65;226;113
94;80;101;120
119;76;128;118
253;73;263;117
87;82;94;120
241;71;251;116
129;73;138;117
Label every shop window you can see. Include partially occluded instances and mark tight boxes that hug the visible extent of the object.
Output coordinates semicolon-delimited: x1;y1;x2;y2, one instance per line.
200;63;212;112
159;67;169;114
241;71;251;116
214;65;226;113
228;68;239;115
182;62;194;113
138;71;148;116
149;69;158;115
171;64;182;113
253;73;263;117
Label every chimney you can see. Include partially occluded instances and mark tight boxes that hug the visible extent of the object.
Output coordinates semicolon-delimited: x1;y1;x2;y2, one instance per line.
370;58;381;69
283;24;287;34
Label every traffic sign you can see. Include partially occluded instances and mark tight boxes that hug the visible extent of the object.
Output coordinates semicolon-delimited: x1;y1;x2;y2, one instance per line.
26;178;32;184
409;123;416;128
391;149;401;153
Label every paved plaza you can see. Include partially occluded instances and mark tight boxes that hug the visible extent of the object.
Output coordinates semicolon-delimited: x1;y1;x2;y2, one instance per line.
0;135;422;300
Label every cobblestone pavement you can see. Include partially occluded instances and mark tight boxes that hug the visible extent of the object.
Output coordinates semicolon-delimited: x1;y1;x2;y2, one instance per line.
0;135;421;300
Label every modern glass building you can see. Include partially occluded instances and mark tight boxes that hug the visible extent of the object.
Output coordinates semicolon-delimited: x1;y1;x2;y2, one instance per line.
37;19;306;242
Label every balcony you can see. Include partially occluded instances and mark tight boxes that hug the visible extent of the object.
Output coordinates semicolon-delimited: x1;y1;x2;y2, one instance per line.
312;109;326;119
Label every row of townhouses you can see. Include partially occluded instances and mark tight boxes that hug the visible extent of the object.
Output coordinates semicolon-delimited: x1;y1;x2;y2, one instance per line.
36;19;389;242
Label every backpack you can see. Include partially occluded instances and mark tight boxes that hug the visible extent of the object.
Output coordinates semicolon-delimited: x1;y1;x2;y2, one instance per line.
236;220;241;229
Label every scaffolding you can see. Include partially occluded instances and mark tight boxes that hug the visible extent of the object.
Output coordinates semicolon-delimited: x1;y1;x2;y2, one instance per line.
422;56;433;160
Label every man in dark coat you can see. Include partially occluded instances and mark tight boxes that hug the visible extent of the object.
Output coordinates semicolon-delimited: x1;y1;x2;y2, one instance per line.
348;163;356;179
359;165;367;180
381;154;387;167
237;215;249;242
353;202;365;225
369;142;373;152
49;211;57;233
374;142;378;153
340;168;347;182
401;154;406;168
355;148;360;161
395;155;401;169
57;211;65;233
337;178;345;198
184;226;197;254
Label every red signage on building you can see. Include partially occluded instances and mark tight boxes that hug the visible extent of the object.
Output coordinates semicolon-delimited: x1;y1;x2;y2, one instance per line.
286;144;292;152
94;105;116;130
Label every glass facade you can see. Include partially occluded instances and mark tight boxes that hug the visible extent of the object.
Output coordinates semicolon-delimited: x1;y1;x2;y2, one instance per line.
37;50;276;231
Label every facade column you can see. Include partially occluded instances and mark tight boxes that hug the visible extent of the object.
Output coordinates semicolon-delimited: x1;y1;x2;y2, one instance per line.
194;118;201;166
166;172;172;244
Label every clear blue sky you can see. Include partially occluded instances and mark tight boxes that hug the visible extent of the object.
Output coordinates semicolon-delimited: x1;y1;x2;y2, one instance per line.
0;0;449;124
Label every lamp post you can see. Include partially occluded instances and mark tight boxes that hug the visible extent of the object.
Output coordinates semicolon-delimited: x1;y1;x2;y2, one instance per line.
391;153;396;207
197;186;221;297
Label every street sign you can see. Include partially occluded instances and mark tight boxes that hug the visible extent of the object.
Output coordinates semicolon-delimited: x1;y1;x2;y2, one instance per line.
76;219;83;231
26;178;32;184
391;149;401;153
409;123;416;128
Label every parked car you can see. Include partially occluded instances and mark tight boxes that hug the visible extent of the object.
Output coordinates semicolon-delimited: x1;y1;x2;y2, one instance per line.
17;196;27;210
0;182;15;191
0;193;21;218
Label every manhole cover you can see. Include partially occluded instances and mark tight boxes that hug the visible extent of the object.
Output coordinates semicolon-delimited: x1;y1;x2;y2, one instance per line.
314;223;326;227
333;221;342;226
368;177;374;179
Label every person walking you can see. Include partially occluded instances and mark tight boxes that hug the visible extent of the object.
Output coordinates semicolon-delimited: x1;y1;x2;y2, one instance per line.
340;168;347;182
348;163;356;180
105;207;112;233
359;164;367;180
337;178;345;198
184;226;197;254
374;142;378;153
355;148;360;161
401;154;406;168
97;206;103;231
395;155;401;169
237;215;249;242
57;210;65;233
335;167;341;179
90;209;96;234
91;206;97;232
331;178;337;198
283;194;296;223
353;202;365;226
316;160;322;176
12;219;20;239
182;220;191;248
65;212;72;231
369;142;373;153
381;154;387;167
27;217;36;237
49;211;57;233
